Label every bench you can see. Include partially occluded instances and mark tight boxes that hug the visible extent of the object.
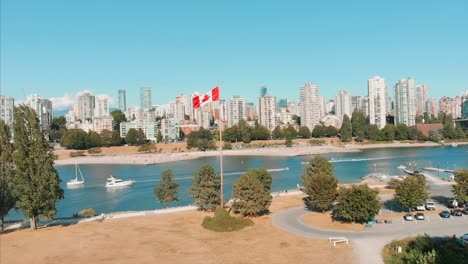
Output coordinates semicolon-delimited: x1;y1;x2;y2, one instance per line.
329;237;349;246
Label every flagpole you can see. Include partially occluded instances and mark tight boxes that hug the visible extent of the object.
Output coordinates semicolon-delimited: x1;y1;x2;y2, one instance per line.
218;82;224;207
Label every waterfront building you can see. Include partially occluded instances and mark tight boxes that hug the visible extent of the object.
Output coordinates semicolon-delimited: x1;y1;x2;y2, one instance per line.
320;114;341;129
76;92;95;122
326;99;335;115
278;98;288;108
118;89;126;111
161;118;180;142
92;116;114;134
278;108;293;125
425;97;438;116
287;100;299;116
246;102;256;121
394;78;416;126
299;82;321;131
415;85;427;116
462;91;468;118
25;94;53;130
174;94;187;122
120;121;159;141
94;96;109;118
140;86;152;110
335;90;352;120
258;93;277;131
368;76;387;129
227;96;247;127
351;96;362;112
361;97;369;117
0;95;14;127
439;96;461;118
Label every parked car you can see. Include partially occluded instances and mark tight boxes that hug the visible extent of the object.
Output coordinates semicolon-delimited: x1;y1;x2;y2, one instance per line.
440;210;451;218
452;209;463;216
415;212;425;220
458;234;468;246
448;199;458;208
425;201;436;210
404;213;414;221
414;204;425;211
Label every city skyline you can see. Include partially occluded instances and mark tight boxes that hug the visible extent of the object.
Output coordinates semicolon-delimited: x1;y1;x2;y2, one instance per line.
1;1;468;107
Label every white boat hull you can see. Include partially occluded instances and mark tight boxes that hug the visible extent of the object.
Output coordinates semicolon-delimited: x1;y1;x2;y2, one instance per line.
105;180;135;188
67;180;84;186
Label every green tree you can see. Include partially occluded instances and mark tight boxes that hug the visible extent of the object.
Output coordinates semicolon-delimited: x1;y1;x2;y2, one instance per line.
252;124;270;140
190;165;221;211
298;126;311;138
232;172;271;216
332;184;381;223
50;116;67;130
382;124;395;141
85;130;102;148
110;130;124;146
365;124;380;140
408;127;424;140
415;115;424;124
0;120;16;230
272;126;284;139
284;132;293;147
125;128;146;146
110;109;127;131
12;105;64;229
452;169;468;203
351;109;366;140
394;175;429;212
157;129;163;143
443;114;456;139
340;114;352;142
301;156;337;212
395;124;409;140
100;129;113;146
292;114;301;126
312;124;325;138
325;125;339;138
187;128;215;150
428;129;443;142
60;129;87;149
423;112;431;124
243;168;272;192
285;124;297;138
154;169;179;207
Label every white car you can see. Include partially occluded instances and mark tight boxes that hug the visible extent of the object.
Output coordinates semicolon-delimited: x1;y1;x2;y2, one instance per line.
415;205;425;211
404;213;414;221
425;201;436;210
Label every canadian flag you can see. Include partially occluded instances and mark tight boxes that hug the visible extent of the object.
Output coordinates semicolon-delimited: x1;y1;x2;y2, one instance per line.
192;86;220;109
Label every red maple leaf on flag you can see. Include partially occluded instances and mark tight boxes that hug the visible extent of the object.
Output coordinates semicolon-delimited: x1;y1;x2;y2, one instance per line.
202;94;210;102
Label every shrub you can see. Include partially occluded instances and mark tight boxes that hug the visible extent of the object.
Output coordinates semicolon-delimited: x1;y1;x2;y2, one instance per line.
87;147;102;154
223;142;232;150
138;143;156;153
79;208;96;218
387;178;401;189
70;150;86;157
309;139;326;145
202;206;253;232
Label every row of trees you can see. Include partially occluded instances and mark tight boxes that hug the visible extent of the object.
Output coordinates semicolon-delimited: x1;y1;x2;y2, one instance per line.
154;165;273;217
0;106;64;230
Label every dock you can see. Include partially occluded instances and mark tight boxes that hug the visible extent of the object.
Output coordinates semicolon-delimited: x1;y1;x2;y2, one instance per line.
422;167;455;173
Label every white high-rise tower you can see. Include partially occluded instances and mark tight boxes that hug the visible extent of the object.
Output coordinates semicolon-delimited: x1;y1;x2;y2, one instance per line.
335;90;352;120
394;78;416;126
368;76;387;129
299;82;320;130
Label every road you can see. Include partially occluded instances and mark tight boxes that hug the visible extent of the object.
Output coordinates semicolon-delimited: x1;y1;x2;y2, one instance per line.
272;206;468;264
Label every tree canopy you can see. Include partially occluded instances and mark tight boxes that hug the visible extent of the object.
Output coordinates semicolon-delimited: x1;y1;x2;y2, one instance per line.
452;169;468;203
187;128;216;151
232;171;271;216
61;129;87;149
340;114;352;142
110;109;127;131
12;105;64;229
351;109;366;140
394;175;429;211
302;156;337;212
298;126;311;138
0;120;16;230
125;128;146;146
190;165;221;211
154;169;179;207
332;184;381;223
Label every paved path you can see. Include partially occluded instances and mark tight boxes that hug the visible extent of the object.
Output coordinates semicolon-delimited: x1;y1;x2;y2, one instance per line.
272;206;468;264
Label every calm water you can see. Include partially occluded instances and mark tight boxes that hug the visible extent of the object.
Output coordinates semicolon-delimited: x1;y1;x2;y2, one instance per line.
7;145;467;219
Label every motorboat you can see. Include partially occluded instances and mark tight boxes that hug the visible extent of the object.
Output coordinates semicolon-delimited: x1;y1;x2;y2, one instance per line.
397;165;406;169
105;175;135;188
67;161;85;186
451;143;458;147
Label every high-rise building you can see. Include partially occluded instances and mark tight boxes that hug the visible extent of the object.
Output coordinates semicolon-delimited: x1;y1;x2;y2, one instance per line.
76;92;95;122
299;82;321;130
368;76;387;129
462;91;468;118
394;78;416;126
227;96;247;127
25;94;53;130
94;96;109;118
246;102;256;121
351;96;362;112
278;99;288;108
140;86;152;110
118;89;126;111
258;93;277;131
260;85;267;97
0;95;14;127
335;90;352;120
218;100;228;124
174;94;187;122
361;97;369;117
425;97;438;116
415;85;427;116
326;100;335;114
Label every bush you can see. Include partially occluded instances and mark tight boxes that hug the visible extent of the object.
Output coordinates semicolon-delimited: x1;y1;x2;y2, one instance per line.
138;143;156;153
79;208;96;218
70;150;86;157
223;142;232;150
387;178;401;189
87;147;102;154
202;206;253;232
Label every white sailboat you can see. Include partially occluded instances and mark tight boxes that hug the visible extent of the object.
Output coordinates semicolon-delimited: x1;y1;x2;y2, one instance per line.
67;162;85;186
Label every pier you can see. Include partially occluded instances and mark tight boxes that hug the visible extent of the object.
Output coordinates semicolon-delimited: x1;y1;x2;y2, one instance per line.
422;167;455;173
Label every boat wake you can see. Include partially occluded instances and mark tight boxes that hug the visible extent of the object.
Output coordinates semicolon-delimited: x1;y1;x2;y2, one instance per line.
329;157;393;163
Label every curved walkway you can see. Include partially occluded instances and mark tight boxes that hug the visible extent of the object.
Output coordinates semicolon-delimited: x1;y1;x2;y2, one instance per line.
272;206;468;264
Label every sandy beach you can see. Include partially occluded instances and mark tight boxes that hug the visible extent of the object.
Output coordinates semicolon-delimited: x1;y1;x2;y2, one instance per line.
54;140;446;166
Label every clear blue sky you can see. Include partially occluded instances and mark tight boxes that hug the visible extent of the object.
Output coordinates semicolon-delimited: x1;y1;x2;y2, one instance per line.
1;0;468;109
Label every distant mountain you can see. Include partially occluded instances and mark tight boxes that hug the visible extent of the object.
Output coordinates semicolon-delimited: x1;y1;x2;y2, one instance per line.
53;107;119;117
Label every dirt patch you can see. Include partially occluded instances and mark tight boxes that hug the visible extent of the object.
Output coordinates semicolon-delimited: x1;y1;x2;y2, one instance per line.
303;211;365;231
1;195;352;264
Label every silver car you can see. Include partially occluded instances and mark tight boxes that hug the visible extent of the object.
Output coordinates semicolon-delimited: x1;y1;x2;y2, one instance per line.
404;213;414;221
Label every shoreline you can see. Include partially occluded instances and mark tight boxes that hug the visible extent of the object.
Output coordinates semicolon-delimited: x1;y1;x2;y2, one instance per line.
54;141;453;166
